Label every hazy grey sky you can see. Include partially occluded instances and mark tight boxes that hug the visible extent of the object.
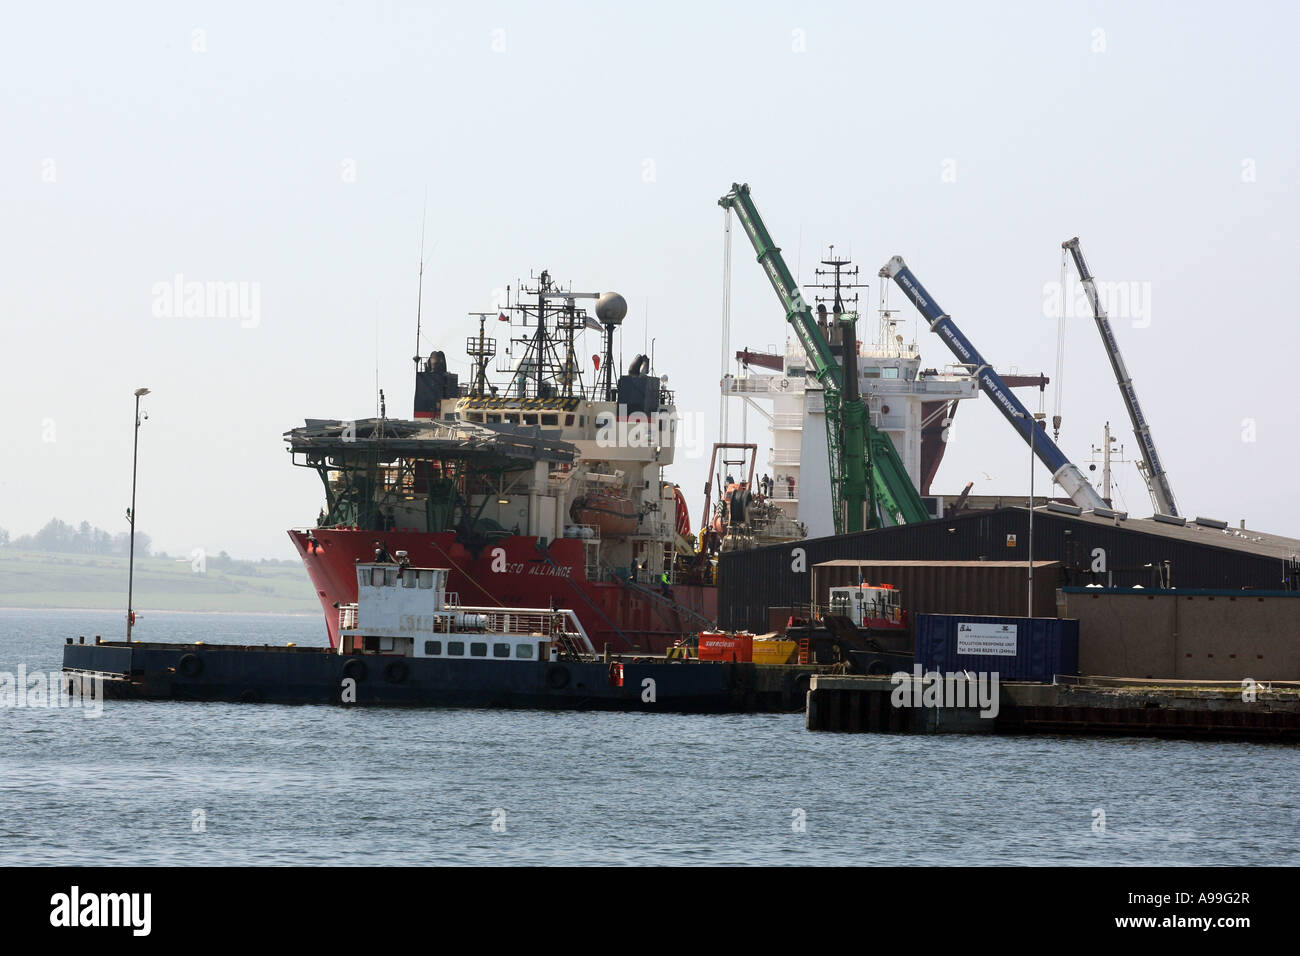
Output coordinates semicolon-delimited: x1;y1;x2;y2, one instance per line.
3;1;1297;558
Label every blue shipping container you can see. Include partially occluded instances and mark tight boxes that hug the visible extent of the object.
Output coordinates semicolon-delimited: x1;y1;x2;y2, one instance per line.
913;614;1079;683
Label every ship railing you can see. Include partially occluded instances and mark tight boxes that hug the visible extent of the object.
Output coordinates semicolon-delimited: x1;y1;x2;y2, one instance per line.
444;606;596;653
721;375;805;396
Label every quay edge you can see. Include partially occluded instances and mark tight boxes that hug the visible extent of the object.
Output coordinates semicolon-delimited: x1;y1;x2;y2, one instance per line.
806;674;1300;741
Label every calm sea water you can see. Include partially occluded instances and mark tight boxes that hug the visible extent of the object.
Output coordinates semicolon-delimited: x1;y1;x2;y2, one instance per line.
1;608;1296;866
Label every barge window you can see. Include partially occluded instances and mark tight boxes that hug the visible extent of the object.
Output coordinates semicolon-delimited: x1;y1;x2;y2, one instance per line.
447;641;465;656
493;642;510;658
515;644;534;660
424;641;442;656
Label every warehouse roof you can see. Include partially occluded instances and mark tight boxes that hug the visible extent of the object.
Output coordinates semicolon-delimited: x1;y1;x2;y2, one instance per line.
1039;507;1300;561
815;559;1059;568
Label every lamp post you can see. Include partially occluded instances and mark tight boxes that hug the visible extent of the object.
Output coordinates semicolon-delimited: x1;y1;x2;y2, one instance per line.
1028;412;1035;619
127;387;150;641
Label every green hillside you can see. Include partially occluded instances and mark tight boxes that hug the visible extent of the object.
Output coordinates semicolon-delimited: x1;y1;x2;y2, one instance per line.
0;549;319;613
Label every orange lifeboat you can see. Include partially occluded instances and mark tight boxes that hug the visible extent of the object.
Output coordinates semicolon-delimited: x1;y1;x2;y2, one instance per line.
571;490;638;536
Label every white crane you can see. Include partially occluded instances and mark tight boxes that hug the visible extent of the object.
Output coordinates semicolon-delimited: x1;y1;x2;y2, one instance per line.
1062;237;1180;517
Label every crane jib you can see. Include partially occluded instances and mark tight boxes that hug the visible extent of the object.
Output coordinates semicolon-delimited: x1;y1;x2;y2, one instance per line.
891;261;1074;476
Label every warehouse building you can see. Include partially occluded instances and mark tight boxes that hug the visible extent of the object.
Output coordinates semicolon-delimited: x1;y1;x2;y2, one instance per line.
718;506;1300;632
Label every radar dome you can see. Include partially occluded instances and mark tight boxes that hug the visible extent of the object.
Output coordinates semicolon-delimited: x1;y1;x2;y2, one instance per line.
595;292;628;326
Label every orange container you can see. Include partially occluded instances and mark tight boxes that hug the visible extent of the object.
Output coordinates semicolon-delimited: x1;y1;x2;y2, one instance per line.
697;631;754;663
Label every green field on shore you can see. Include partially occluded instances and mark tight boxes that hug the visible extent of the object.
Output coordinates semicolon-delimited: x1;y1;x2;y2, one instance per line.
0;549;318;614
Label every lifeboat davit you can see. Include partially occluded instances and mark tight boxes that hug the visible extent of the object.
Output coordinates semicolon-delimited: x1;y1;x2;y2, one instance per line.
571;490;638;536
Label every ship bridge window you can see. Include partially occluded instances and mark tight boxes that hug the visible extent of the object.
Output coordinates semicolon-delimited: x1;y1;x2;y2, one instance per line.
384;568;398;587
504;413;519;424
418;570;434;589
486;414;501;423
515;643;534;660
564;414;574;426
402;570;416;588
424;640;442;656
493;642;511;658
470;642;488;657
882;367;900;379
469;413;484;423
447;641;465;656
542;414;558;426
523;414;538;425
370;568;385;587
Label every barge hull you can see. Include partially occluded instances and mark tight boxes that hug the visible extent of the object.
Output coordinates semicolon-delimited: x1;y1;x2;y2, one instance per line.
62;642;814;713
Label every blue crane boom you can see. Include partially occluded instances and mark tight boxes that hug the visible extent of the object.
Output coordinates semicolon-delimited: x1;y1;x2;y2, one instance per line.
880;255;1109;512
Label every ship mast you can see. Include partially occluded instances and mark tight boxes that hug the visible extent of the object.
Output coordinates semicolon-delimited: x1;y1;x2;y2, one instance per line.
807;245;869;351
502;270;601;399
465;313;497;398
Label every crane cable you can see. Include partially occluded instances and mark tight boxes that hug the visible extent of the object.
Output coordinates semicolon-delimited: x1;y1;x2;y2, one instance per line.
1053;248;1067;441
720;209;732;446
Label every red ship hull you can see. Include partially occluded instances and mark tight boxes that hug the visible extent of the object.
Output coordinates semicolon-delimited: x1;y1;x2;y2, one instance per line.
289;528;717;654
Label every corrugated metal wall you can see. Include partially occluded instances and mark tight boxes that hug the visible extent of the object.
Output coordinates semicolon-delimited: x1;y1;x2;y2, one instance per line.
718;508;1288;631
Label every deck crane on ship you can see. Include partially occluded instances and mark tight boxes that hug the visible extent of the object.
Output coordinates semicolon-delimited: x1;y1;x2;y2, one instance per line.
718;183;930;532
880;255;1110;512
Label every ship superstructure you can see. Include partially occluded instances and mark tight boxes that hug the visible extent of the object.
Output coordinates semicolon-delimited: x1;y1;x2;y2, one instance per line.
287;270;716;653
722;250;979;539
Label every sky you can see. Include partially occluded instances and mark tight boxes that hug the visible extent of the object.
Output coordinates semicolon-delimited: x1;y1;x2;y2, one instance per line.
2;1;1298;559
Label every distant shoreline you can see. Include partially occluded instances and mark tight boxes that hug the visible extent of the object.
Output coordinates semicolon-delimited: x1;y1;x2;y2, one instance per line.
0;606;317;617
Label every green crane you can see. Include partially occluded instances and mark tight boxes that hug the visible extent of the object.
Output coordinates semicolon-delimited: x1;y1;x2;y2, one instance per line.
719;183;929;532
